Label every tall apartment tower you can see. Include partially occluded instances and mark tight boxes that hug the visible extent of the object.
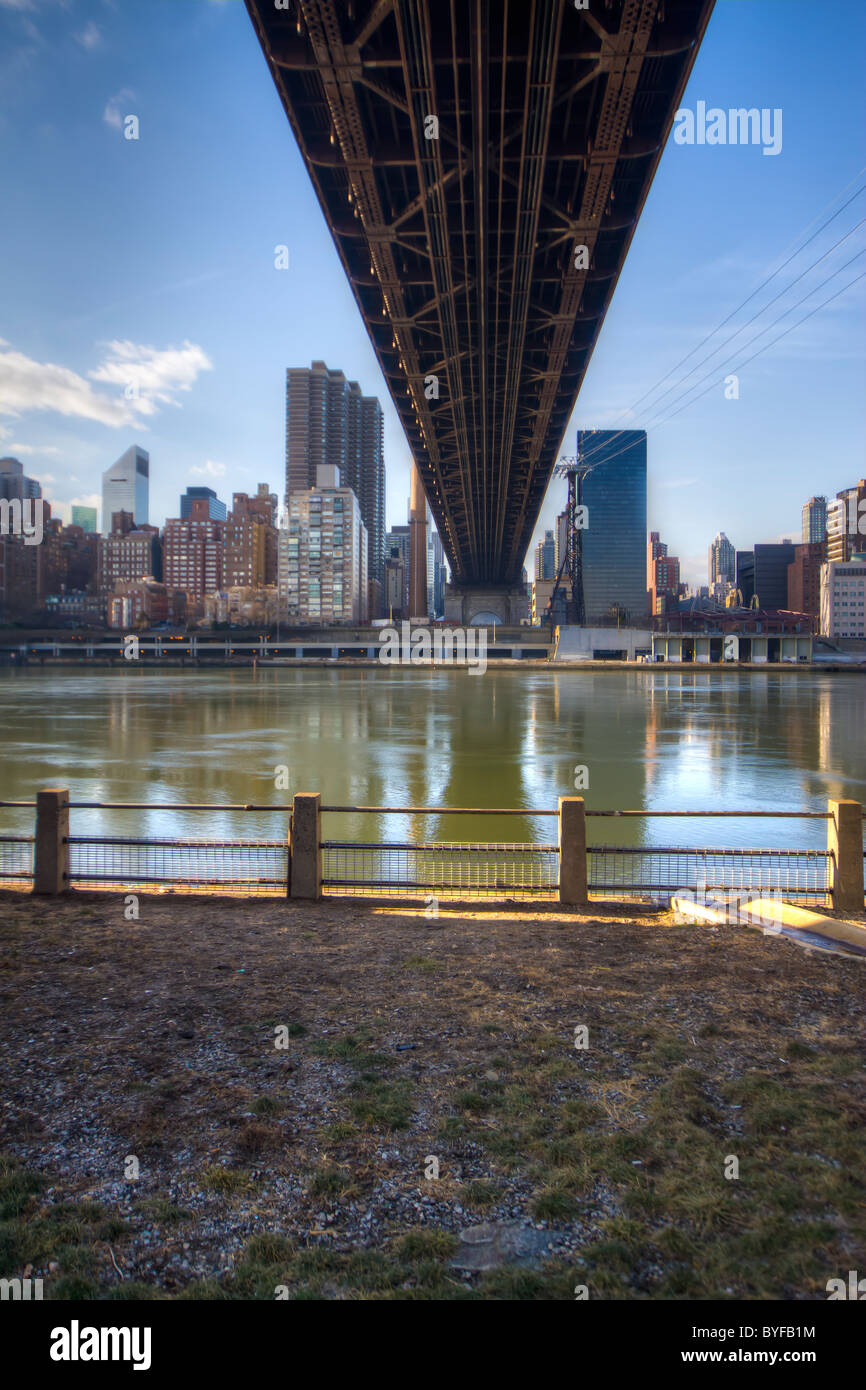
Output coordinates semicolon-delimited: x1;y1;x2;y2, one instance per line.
101;446;149;532
577;429;648;624
801;496;827;546
535;530;555;581
285;361;385;584
708;532;735;586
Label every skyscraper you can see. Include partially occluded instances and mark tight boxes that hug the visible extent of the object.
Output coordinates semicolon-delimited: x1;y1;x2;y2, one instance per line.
180;486;227;522
708;532;735;586
534;530;555;581
285;361;385;584
71;505;97;533
801;496;827;546
736;542;796;610
577;429;647;625
101;446;148;532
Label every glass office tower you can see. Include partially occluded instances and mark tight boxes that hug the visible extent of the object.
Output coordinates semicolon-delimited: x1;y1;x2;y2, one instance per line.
101;446;149;531
576;429;648;625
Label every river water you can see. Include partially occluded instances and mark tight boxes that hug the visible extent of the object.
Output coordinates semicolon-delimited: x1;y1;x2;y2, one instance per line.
0;667;863;852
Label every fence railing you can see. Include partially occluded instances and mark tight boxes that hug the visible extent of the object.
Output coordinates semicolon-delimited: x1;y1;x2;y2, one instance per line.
1;791;863;911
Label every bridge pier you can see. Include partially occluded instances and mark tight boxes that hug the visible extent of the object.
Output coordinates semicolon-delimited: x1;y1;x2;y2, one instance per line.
444;586;528;626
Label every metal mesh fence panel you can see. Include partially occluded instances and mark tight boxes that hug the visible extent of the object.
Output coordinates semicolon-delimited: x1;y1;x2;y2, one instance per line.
67;836;288;897
588;845;830;899
321;841;560;899
0;835;34;888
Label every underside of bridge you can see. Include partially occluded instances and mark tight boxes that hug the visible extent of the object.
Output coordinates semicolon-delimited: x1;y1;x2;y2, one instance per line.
246;0;715;588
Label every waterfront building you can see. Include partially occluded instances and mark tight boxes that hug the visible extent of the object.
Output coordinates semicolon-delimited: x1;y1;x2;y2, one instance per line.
736;542;795;610
223;492;278;589
163;498;224;610
385;524;411;616
101;446;148;531
101;512;162;591
647;532;680;614
285;361;385;585
106;578;184;630
577;429;648;625
278;465;368;624
787;542;824;625
820;558;866;640
532;576;570;625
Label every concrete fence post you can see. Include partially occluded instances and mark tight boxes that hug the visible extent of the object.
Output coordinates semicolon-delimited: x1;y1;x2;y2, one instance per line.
826;799;864;914
290;793;321;900
34;787;69;895
558;796;587;906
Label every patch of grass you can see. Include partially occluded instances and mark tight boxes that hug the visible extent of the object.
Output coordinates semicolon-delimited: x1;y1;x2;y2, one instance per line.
393;1229;458;1262
462;1180;500;1210
308;1168;354;1199
348;1078;413;1131
455;1090;488;1113
133;1197;193;1224
201;1166;254;1195
244;1232;295;1264
531;1187;579;1221
235;1121;277;1156
404;955;439;974
480;1262;575;1300
106;1280;165;1300
322;1121;356;1144
50;1275;99;1300
0;1154;47;1220
252;1096;282;1117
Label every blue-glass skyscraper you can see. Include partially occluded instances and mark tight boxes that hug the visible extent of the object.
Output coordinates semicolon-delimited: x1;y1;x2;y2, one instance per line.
180;486;227;522
576;429;648;625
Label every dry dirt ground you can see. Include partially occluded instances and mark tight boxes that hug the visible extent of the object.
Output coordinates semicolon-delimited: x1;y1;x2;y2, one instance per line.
1;890;864;1301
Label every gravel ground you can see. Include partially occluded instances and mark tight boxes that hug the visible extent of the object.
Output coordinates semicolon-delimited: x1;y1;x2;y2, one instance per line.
1;890;863;1299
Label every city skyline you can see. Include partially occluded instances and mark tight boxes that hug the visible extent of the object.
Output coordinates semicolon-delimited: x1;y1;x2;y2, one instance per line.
0;1;864;587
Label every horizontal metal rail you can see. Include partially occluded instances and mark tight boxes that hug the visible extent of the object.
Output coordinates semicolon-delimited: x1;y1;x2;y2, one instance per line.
67;835;286;848
322;805;557;815
4;801;836;818
321;840;558;852
1;800;836;817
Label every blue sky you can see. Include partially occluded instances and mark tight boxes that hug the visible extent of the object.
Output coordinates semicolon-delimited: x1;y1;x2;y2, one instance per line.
0;0;864;586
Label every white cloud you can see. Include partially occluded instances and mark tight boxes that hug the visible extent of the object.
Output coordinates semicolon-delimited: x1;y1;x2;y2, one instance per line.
0;337;212;430
89;339;213;410
4;442;61;456
190;460;226;478
103;88;135;131
76;22;102;51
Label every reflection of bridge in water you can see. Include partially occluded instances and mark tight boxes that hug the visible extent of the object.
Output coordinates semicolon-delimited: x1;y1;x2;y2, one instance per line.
245;0;715;609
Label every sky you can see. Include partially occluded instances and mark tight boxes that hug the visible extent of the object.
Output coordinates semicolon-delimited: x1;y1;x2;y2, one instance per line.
0;0;864;587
